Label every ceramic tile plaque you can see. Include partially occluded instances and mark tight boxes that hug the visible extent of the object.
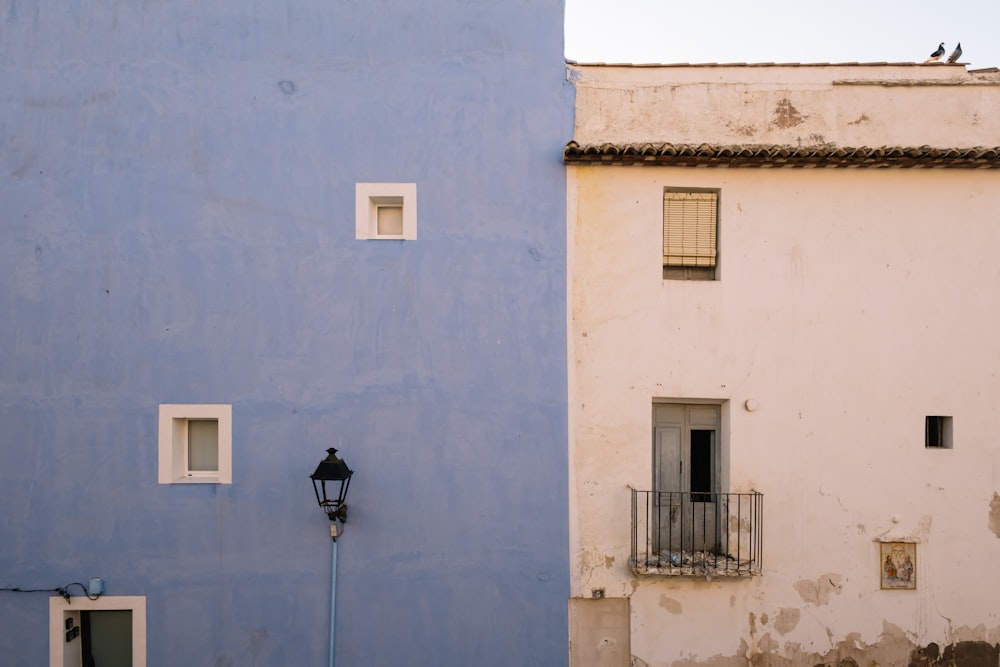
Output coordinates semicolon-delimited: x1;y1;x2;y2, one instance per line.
880;542;916;590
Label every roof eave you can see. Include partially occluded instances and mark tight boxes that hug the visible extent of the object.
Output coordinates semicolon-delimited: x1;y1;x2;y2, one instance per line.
563;142;1000;169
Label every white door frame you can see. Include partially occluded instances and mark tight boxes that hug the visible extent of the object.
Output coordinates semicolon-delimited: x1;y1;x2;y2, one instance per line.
49;595;146;667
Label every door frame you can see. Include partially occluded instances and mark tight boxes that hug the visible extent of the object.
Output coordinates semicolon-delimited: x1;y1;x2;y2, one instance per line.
49;595;146;667
651;400;730;553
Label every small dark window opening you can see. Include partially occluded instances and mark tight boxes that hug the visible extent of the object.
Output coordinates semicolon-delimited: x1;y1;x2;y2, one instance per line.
690;429;713;501
925;416;952;449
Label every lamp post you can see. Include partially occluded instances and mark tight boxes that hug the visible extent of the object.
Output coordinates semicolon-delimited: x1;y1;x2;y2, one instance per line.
310;448;353;667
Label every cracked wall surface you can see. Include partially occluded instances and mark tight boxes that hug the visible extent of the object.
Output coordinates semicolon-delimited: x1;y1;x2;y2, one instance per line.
666;621;1000;667
570;63;1000;147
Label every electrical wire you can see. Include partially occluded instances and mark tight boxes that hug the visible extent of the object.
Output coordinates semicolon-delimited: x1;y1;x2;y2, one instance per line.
1;582;101;602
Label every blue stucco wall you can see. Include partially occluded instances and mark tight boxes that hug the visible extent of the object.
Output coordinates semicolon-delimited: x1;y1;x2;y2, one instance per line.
0;2;571;664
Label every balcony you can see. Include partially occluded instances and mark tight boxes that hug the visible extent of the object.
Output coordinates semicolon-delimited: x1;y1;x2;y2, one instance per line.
630;489;763;578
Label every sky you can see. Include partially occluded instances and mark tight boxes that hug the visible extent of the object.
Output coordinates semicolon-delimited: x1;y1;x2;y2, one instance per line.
565;0;1000;70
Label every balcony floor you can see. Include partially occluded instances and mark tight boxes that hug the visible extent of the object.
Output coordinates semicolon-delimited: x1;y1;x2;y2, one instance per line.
631;550;760;578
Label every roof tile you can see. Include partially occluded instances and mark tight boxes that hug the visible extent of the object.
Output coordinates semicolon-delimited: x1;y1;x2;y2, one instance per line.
563;142;1000;169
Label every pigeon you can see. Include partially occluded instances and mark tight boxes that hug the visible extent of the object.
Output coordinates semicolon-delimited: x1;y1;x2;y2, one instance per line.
947;42;962;63
924;42;945;63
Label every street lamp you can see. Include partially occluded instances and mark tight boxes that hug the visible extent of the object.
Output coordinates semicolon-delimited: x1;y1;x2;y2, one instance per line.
310;448;353;667
310;448;354;529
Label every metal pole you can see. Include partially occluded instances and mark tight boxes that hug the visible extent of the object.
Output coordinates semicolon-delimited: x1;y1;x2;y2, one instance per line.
329;530;338;667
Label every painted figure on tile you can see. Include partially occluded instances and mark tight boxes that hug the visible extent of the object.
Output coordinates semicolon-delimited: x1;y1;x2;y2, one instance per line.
898;555;913;584
883;554;897;581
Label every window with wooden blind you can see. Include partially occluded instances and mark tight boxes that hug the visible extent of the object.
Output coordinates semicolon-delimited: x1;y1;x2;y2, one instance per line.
663;189;719;280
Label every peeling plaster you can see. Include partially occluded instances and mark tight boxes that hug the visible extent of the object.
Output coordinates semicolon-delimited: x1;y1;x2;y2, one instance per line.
912;641;1000;667
755;632;779;655
671;647;748;667
666;620;1000;667
773;608;801;636
793;573;843;606
726;121;757;137
987;493;1000;538
659;595;682;615
578;547;626;595
771;98;807;129
875;515;932;543
948;623;1000;645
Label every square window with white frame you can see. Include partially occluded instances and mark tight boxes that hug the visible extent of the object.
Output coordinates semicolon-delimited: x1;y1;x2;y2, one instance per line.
355;182;417;240
158;404;232;484
663;188;719;280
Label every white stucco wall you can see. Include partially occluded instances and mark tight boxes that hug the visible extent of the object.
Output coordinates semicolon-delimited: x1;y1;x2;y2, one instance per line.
568;64;1000;666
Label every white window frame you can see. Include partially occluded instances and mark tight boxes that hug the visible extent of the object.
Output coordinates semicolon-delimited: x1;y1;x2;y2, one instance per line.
49;595;146;667
158;404;232;484
355;182;417;240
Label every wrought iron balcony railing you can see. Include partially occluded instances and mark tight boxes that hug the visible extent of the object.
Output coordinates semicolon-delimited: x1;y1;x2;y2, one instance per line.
630;489;763;577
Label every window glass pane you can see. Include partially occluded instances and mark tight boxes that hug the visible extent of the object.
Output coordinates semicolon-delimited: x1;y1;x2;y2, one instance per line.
925;416;952;449
83;610;132;667
377;205;404;235
188;419;219;472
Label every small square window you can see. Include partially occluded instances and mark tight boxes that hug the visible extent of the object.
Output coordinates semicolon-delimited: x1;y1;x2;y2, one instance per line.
158;405;232;484
663;188;719;280
925;416;952;449
356;183;417;240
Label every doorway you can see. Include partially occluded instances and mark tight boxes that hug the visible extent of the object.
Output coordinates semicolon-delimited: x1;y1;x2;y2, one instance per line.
49;596;146;667
81;610;133;667
652;403;723;553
